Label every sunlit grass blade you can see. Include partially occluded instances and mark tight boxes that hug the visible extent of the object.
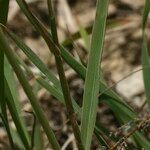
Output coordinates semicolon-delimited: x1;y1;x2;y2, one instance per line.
0;28;60;150
81;0;109;149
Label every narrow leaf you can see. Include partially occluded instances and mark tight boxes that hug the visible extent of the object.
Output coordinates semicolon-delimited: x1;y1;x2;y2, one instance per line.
0;28;60;150
6;31;61;89
81;0;109;149
142;40;150;108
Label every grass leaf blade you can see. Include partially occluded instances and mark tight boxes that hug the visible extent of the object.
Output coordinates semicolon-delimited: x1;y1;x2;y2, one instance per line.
0;28;60;150
142;40;150;108
81;0;109;149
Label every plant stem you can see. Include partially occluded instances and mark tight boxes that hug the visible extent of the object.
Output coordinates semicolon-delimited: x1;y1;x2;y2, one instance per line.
47;0;84;149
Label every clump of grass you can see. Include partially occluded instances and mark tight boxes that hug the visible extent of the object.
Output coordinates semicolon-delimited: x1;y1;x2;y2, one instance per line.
0;0;150;149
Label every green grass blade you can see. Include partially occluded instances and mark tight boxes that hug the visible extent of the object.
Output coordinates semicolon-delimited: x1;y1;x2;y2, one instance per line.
4;57;21;112
142;0;150;108
5;57;30;142
133;132;150;149
34;120;44;150
81;0;109;149
79;24;90;51
142;40;150;108
6;30;61;89
5;80;30;149
36;76;81;113
37;76;110;147
60;46;86;79
0;28;60;150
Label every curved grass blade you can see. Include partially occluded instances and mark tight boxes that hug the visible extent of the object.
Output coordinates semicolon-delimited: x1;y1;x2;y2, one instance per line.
81;0;109;149
6;30;61;90
0;28;60;150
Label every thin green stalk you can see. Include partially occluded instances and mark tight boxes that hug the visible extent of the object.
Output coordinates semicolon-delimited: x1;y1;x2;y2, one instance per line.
47;0;59;45
0;28;60;150
47;0;84;149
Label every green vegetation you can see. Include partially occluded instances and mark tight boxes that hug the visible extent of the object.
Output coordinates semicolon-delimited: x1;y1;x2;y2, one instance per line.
0;0;150;149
